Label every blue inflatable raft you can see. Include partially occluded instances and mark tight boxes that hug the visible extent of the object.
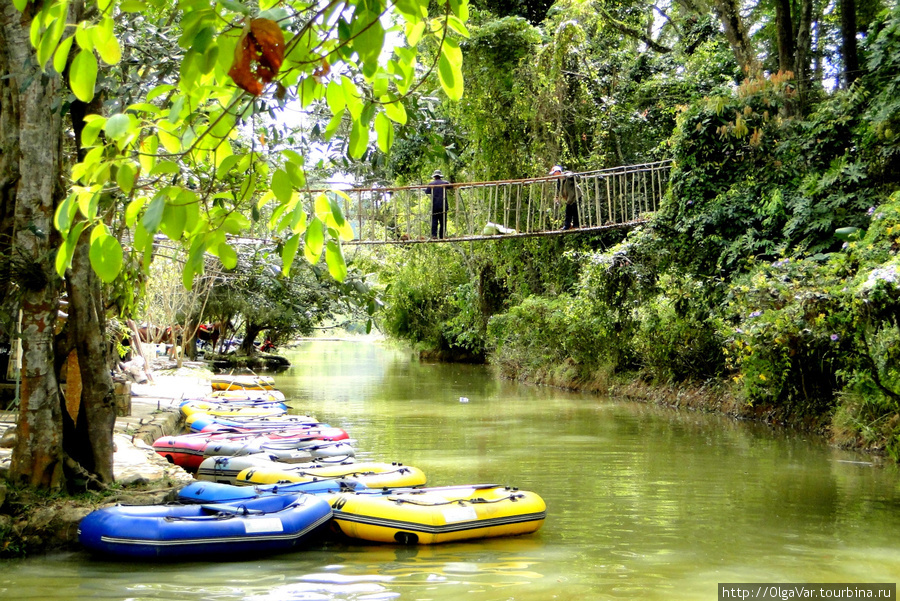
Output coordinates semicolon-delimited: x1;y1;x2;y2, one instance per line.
78;493;332;559
177;479;369;504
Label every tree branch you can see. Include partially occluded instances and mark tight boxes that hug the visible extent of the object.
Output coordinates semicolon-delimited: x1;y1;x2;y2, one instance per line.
600;9;672;53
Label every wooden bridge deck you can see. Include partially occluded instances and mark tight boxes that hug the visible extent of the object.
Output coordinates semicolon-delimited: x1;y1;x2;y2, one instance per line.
334;160;672;245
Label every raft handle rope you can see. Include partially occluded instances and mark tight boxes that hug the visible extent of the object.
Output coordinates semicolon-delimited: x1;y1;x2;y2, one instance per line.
390;493;526;507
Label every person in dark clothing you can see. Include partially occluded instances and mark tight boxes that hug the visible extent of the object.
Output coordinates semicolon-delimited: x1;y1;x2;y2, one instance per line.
425;169;450;238
550;165;580;230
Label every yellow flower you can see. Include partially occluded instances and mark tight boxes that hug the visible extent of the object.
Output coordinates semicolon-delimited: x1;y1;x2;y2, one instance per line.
759;374;767;381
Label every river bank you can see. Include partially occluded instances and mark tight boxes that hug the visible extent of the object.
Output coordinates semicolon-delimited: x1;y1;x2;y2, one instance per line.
0;369;205;558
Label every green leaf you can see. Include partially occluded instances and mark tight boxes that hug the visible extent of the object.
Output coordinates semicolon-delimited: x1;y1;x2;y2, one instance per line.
282;149;304;166
217;242;238;269
53;36;74;74
160;202;186;240
94;18;122;64
147;84;174;102
352;9;384;66
142;194;166;232
37;21;64;69
405;21;425;46
55;222;86;277
216;0;252;14
285;162;306;188
299;75;321;108
117;162;137;194
349;119;369;159
70;49;98;102
438;53;463;101
177;189;201;234
77;190;99;219
373;73;388;98
326;80;346;114
443;37;463;67
119;0;148;12
54;192;78;235
223;212;250;234
381;94;407;124
149;160;180;176
835;226;864;241
303;217;325;263
125;197;145;227
447;16;470;38
89;228;124;283
324;109;344;141
74;23;93;51
325;240;347;282
139;135;158;174
281;233;301;276
375;112;394;153
157;127;182;153
216;154;240;179
104;113;131;139
13;0;27;12
272;169;293;204
449;0;469;21
342;77;363;120
80;117;105;147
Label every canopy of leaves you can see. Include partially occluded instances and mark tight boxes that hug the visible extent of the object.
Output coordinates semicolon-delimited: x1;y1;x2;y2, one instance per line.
24;0;469;293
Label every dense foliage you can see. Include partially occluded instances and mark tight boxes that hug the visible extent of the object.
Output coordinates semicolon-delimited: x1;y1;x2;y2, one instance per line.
368;1;900;458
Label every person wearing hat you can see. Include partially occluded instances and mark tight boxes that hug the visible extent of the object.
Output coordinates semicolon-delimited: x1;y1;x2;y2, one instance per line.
425;169;451;238
550;165;580;230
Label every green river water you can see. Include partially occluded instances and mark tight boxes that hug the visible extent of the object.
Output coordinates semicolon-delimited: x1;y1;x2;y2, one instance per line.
3;340;900;600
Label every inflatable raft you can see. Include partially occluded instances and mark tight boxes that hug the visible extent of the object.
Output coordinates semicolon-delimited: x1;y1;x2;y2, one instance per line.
197;455;357;485
237;461;427;489
326;485;546;544
208;389;286;402
78;493;332;559
177;479;368;504
184;412;332;433
154;429;350;471
181;400;288;418
210;375;276;391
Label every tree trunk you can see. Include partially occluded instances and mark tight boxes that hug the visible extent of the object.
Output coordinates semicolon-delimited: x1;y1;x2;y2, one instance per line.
793;0;813;114
65;238;116;484
840;0;860;86
2;0;67;489
241;323;263;354
710;0;760;76
774;0;795;73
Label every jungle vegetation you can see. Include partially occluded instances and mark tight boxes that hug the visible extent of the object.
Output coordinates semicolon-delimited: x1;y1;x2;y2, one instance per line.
364;0;900;457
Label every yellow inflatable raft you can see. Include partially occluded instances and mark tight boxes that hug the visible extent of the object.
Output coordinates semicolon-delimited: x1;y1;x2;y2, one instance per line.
208;390;286;402
181;401;286;419
210;375;276;391
324;484;546;544
237;462;426;489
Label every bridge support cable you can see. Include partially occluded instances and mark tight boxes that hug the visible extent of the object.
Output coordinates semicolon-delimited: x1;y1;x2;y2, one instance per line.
326;160;671;245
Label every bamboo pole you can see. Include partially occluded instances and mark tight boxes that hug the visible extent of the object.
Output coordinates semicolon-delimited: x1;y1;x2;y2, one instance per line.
515;184;522;232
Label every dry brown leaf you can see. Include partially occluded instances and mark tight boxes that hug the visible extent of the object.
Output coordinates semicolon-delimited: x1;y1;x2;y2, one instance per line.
227;18;285;97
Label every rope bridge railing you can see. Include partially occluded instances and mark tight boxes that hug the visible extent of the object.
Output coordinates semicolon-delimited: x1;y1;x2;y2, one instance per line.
335;160;672;245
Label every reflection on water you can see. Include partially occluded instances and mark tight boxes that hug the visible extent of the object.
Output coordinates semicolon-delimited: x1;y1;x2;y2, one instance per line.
4;340;900;600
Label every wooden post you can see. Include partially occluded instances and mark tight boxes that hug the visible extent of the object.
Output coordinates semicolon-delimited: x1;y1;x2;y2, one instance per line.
515;184;522;232
631;171;636;220
356;190;363;241
605;176;612;225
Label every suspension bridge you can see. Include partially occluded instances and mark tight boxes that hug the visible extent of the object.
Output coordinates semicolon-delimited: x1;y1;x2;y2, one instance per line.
334;160;672;245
